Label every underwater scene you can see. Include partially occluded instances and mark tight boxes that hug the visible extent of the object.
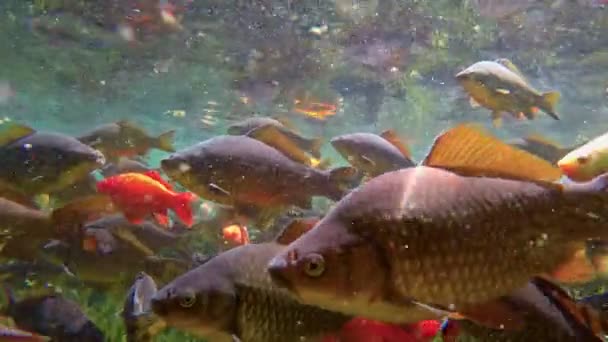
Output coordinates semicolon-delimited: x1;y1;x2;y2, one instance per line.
2;0;608;341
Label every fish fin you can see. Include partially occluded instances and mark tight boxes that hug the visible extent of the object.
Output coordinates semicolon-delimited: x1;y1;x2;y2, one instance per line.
549;243;598;284
82;235;98;253
143;170;174;191
0;123;35;146
422;123;563;182
380;129;412;158
458;299;526;331
491;111;503;128
327;166;361;200
309;137;324;159
154;130;176;153
171;192;196;228
495;88;510;95
275;217;320;245
153;211;170;227
248;125;314;166
540;91;560;120
469;97;481;108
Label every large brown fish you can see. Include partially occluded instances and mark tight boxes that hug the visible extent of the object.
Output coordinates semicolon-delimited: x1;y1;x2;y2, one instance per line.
0;124;105;198
331;130;415;177
151;219;352;342
227;117;323;158
77;120;174;162
160;135;358;210
267;124;608;330
451;277;606;341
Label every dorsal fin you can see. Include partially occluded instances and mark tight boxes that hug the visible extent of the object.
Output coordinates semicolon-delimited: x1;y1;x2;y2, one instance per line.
380;130;412;159
144;171;174;191
275;217;320;245
0;123;35;146
248;125;317;167
422;123;562;182
495;58;528;82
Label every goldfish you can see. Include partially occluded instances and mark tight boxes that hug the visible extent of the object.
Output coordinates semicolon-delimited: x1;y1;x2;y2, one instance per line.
293;100;338;120
151;219;352;342
0;123;105;199
456;60;560;127
322;318;442;342
331;130;415;177
96;171;196;227
123;272;166;342
77;120;174;162
222;224;250;246
268;124;608;330
558;130;608;182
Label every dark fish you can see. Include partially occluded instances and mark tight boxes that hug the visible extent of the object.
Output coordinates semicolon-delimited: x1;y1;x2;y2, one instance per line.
508;134;579;164
267;124;608;330
151;219;352;342
2;290;104;342
227;117;323;158
330;131;415;177
123;272;166;342
160;135;358;210
452;277;606;341
0;124;105;198
77;120;174;162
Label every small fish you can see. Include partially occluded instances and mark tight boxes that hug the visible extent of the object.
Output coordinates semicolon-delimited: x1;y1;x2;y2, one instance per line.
456;60;560;127
151;219;352;342
0;123;105;198
123;272;166;342
268;123;608;330
96;171;197;227
77;120;175;162
331;131;415;177
508;134;579;164
227;117;323;158
558;130;608;182
222;224;250;247
2;289;104;341
161;135;358;212
293;100;338;121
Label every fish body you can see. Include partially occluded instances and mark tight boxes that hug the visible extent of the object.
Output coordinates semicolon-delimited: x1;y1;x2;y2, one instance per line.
508;134;574;164
96;171;196;227
3;293;104;342
123;272;166;342
0;124;105;197
268;166;608;325
456;61;560;127
77;121;174;162
558;131;608;182
331;132;415;177
227;117;322;158
151;240;352;342
160;135;357;209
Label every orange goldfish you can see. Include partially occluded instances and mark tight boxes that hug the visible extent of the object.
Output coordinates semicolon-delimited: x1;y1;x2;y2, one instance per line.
293;100;338;120
96;171;196;228
222;224;250;246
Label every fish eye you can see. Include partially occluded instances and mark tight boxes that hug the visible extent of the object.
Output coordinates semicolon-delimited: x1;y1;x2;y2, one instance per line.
577;156;590;165
178;292;196;308
303;253;325;278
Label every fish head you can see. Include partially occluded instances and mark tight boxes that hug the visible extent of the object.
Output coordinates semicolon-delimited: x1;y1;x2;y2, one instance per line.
226;122;248;135
268;216;396;321
160;150;201;190
330;135;375;172
558;144;608;182
151;265;237;337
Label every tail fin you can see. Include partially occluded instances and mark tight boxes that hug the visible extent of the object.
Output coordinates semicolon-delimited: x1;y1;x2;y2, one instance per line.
309;137;323;158
326;166;362;201
171;192;196;228
540;91;560;120
155;130;176;153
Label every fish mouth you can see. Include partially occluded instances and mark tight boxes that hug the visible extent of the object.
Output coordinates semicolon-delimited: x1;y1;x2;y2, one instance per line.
267;257;298;295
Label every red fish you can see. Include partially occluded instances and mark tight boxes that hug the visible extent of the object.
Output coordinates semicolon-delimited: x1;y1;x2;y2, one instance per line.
96;170;196;228
222;224;250;246
322;318;442;342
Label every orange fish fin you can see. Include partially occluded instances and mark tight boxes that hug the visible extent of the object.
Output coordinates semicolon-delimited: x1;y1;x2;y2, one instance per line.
380;129;412;159
171;192;196;228
422;123;562;182
458;298;525;331
275;217;320;245
153;211;170;227
549;243;597;285
144;170;174;191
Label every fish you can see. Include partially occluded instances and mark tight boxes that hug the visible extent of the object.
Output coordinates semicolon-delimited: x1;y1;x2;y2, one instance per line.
96;170;197;227
150;218;352;342
331;130;415;177
160;135;358;211
2;289;104;341
123;272;166;342
448;277;607;341
508;134;579;164
293;100;338;121
267;123;608;330
77;120;175;162
227;117;323;158
100;157;153;177
222;224;250;247
0;123;105;198
322;318;441;342
0;323;49;341
558;130;608;182
455;60;560;127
